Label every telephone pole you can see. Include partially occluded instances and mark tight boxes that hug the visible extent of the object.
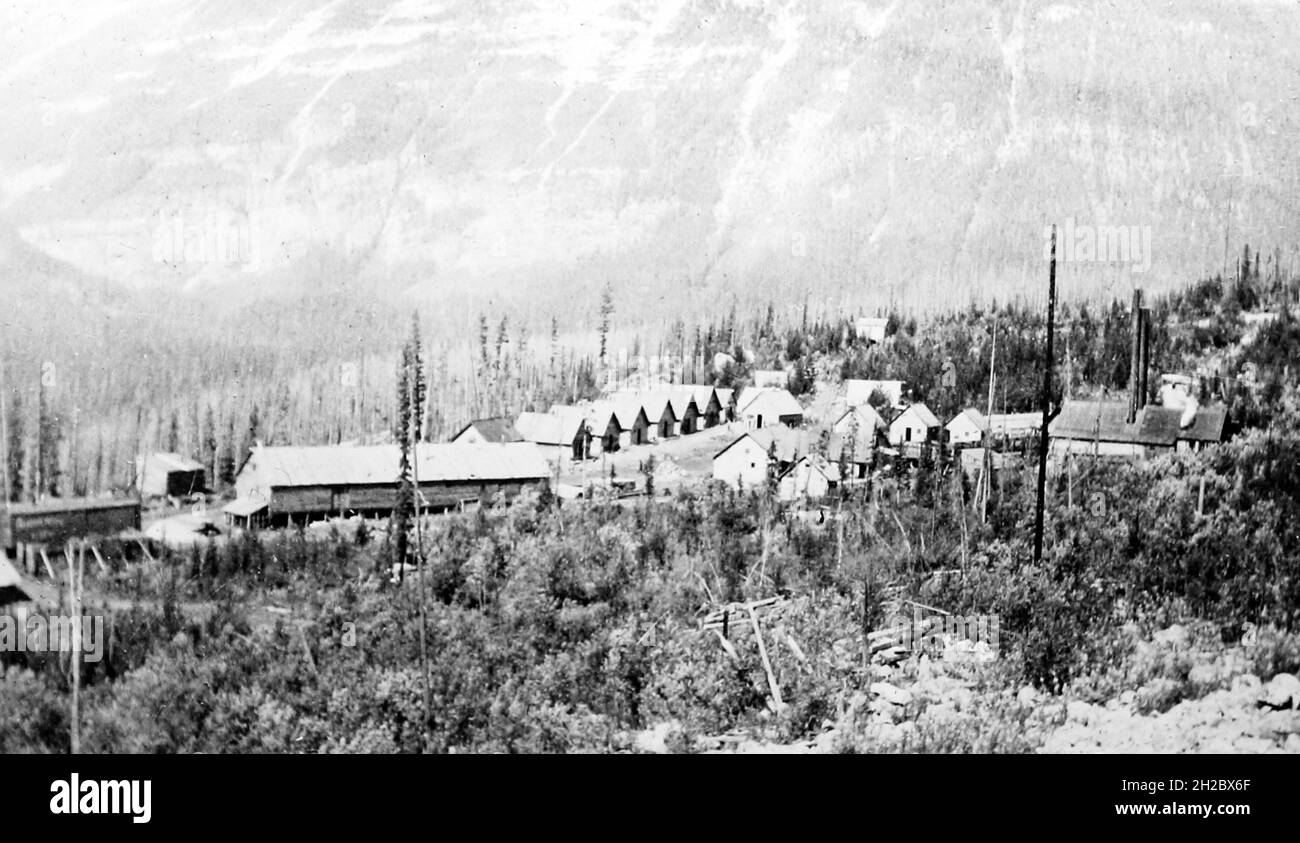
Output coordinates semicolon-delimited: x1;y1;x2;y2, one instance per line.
1033;225;1057;565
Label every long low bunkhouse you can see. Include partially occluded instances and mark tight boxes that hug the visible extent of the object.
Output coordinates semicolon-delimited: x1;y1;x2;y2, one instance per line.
224;443;550;527
946;409;1043;449
1049;399;1230;460
2;497;143;571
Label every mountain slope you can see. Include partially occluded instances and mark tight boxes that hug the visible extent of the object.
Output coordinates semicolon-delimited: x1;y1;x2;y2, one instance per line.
1;0;1297;329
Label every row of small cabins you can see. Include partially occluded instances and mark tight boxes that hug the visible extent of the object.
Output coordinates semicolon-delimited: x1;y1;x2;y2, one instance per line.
455;384;805;459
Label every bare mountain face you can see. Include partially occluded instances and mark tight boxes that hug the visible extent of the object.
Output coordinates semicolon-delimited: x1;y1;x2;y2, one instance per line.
1;0;1297;335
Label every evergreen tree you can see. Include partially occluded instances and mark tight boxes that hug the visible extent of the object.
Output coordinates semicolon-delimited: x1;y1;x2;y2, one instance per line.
6;389;23;502
410;313;426;443
167;410;180;453
393;344;414;582
219;415;237;488
598;283;614;363
202;406;217;489
37;377;61;498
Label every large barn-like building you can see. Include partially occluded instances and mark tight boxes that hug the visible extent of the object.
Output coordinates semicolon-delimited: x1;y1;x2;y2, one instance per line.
1049;400;1230;460
224;443;550;527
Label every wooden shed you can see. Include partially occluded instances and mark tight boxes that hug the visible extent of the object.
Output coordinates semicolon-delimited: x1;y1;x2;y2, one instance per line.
137;453;206;498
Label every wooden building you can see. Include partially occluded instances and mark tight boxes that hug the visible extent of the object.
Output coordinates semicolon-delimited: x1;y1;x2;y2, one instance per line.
753;369;789;389
713;425;822;490
450;417;523;444
686;385;723;428
609;398;651;447
0;555;31;606
627;392;678;441
1;498;143;569
854;317;889;344
944;409;988;448
833;404;886;439
845;379;906;408
516;410;592;460
888;403;941;456
666;390;700;435
137;453;206;499
778;455;841;502
716;388;736;422
713;432;775;490
580;403;623;453
224;443;550;527
1049;400;1230;461
736;388;804;429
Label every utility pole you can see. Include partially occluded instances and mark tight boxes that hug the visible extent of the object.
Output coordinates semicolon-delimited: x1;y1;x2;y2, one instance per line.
980;321;996;523
67;539;83;754
407;333;431;755
1033;225;1057;565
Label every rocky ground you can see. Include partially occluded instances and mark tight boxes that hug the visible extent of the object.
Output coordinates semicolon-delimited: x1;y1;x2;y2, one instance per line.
633;624;1300;754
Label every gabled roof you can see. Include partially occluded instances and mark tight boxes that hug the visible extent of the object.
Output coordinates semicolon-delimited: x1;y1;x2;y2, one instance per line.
0;555;29;605
242;443;550;486
606;396;649;430
780;454;842;483
893;402;940;428
451;417;523;443
713;430;773;462
147;452;205;472
715;388;735;408
614;390;677;422
1051;401;1150;445
516;411;588;446
715;424;824;463
845;379;905;407
827;430;878;462
835;404;886;431
685;385;721;411
579;402;620;432
738;388;803;419
986;412;1042;437
753;369;789;387
945;408;988;433
1050;401;1227;447
1178;405;1228;443
665;390;698;418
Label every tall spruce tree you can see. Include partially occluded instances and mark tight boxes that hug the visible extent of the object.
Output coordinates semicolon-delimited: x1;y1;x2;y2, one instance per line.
393;343;414;583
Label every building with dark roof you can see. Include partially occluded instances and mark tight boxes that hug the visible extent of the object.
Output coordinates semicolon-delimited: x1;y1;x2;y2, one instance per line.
450;417;523;444
1;498;143;563
1049;399;1230;460
137;452;206;498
